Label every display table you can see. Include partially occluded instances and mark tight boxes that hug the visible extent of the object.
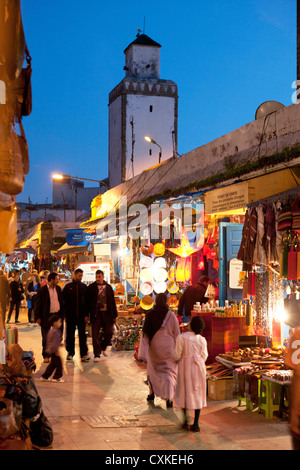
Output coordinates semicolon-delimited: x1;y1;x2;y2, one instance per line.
191;311;248;364
234;367;292;419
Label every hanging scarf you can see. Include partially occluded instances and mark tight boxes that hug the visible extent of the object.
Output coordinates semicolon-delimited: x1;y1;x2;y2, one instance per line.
143;305;169;343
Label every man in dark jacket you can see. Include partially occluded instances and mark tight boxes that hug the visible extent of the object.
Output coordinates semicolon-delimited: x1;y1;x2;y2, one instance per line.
63;268;89;362
178;275;210;320
7;271;24;324
35;272;64;362
86;270;117;362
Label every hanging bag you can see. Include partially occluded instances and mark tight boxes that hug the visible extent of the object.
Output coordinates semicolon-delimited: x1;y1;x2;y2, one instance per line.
29;396;53;448
21;46;32;117
0;398;19;439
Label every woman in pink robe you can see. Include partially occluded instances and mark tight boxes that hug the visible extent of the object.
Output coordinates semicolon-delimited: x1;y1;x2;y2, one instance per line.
174;316;208;432
142;293;180;408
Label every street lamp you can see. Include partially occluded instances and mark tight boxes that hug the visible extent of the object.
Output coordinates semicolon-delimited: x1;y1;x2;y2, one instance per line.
52;173;109;191
144;136;162;164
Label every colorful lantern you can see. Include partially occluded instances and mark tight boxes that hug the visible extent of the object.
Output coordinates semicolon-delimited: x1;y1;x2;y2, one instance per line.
167;228;200;258
176;257;191;283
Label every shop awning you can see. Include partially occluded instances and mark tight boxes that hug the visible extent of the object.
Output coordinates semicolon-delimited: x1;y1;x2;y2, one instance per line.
205;167;300;215
57;243;90;256
14;247;36;255
15;224;41;251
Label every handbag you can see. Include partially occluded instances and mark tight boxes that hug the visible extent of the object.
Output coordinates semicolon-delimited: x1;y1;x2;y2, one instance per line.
29;406;53;447
0;398;19;439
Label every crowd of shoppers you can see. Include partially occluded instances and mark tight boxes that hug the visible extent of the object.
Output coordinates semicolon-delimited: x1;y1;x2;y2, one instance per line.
0;267;118;369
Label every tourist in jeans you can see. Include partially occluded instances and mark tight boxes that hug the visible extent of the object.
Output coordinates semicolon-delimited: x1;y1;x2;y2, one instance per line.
7;271;24;324
86;270;117;362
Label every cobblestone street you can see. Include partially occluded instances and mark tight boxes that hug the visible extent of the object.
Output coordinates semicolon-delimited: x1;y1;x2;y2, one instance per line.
13;309;293;451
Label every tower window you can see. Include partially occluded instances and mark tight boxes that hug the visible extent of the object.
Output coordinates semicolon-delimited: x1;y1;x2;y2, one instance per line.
149;105;153;112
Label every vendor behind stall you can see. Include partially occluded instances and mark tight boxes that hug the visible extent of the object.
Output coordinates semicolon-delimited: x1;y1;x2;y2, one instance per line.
178;275;210;321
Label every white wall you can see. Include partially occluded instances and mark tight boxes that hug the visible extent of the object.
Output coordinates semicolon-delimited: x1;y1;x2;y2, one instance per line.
125;46;160;78
125;94;176;179
96;102;300;218
109;95;123;188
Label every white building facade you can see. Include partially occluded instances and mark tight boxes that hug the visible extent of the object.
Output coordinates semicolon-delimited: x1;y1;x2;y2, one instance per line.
109;34;178;188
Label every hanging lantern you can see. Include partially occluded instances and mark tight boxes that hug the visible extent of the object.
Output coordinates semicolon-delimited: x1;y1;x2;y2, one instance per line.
184;257;191;282
175;257;192;283
176;258;186;282
168;268;176;281
167;227;200;258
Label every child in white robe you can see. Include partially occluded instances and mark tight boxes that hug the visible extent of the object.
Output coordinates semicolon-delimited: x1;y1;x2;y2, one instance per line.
174;316;208;432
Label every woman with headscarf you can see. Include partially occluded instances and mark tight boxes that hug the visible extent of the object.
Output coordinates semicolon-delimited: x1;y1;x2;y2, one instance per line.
142;293;180;408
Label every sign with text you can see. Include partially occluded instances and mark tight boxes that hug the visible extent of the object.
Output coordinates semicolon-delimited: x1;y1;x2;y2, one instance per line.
205;183;248;214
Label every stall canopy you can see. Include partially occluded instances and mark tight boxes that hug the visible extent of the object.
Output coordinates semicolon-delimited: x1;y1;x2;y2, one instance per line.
57;243;89;256
15;224;40;251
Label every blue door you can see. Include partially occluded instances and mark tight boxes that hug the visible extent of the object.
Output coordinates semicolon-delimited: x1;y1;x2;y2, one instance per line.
219;222;243;306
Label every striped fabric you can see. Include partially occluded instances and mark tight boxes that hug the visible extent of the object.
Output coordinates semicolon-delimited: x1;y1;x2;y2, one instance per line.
211;317;240;358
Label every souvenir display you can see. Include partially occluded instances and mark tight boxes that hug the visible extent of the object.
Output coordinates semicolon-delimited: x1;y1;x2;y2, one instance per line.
153;257;166;269
153;267;168;282
140;243;154;256
153;243;165;257
140;295;154;310
139;256;153;269
153;281;167;294
167;281;179;294
111;320;143;351
140;281;153;296
140;268;153;283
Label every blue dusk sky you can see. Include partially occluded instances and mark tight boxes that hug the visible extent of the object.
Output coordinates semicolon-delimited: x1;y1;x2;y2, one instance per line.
19;0;296;204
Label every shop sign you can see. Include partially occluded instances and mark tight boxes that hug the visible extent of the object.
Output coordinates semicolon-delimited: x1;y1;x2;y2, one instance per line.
205;182;248;214
66;229;85;246
66;229;96;246
229;258;243;289
77;262;110;284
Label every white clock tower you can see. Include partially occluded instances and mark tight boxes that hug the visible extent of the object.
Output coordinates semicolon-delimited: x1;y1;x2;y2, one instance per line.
108;34;178;188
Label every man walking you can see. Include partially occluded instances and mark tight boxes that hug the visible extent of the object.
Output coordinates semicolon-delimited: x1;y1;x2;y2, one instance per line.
63;268;89;362
86;270;117;362
35;272;64;362
7;271;24;324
